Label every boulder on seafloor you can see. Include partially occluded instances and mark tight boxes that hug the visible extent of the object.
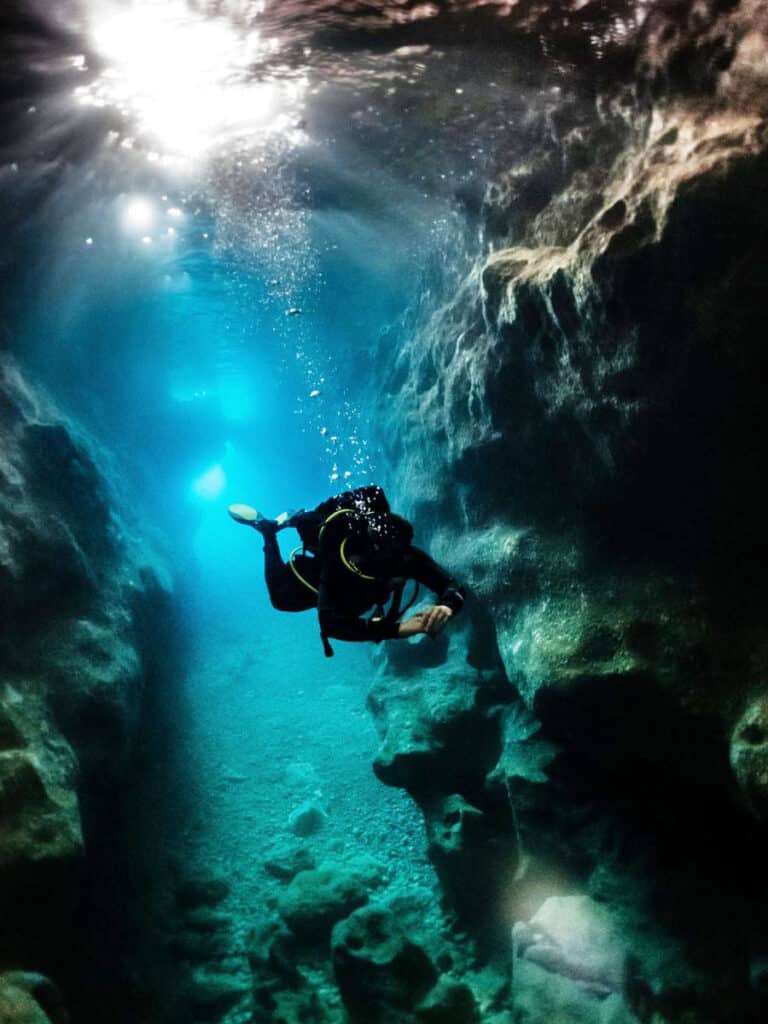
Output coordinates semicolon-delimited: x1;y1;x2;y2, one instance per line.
277;856;385;941
265;987;346;1024
169;867;253;1022
513;958;641;1024
249;915;347;1023
248;915;304;986
264;837;316;881
288;799;327;837
514;895;627;995
332;903;438;1023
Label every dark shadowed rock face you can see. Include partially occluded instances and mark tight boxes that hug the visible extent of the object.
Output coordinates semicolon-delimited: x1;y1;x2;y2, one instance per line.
0;357;173;1022
366;2;768;1021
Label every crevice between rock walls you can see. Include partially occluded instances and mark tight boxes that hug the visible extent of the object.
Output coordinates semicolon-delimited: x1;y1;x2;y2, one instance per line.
0;355;184;1023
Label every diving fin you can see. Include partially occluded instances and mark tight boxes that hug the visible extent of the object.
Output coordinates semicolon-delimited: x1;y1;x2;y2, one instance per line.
229;505;302;532
228;503;264;526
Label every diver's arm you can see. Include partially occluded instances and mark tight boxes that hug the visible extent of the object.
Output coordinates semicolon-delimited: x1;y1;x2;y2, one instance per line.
404;547;466;615
400;547;466;637
318;606;401;643
317;578;402;644
317;587;426;644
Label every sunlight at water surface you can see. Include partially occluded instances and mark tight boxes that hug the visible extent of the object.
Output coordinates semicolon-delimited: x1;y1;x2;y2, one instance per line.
79;0;307;162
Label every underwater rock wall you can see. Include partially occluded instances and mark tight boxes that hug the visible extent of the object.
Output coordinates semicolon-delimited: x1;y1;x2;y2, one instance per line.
365;2;768;1022
0;357;174;1021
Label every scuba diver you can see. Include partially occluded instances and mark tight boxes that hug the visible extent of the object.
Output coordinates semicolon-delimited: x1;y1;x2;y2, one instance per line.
228;485;465;657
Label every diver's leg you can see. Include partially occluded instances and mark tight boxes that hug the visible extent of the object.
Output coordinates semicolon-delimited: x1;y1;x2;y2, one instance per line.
229;503;310;610
260;527;312;611
260;526;289;597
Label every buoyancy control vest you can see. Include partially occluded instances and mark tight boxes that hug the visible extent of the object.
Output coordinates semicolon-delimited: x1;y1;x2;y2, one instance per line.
288;486;420;656
294;484;392;554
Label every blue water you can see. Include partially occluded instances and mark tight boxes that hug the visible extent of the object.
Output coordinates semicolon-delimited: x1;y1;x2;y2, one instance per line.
7;168;433;900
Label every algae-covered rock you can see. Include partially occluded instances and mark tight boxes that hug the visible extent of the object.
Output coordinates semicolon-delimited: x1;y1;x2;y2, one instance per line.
0;717;82;876
248;916;303;983
277;856;384;940
265;848;316;881
0;981;52;1024
730;695;768;819
364;9;768;1019
168;868;252;1022
332;903;438;1023
249;915;347;1023
266;987;346;1024
0;972;67;1024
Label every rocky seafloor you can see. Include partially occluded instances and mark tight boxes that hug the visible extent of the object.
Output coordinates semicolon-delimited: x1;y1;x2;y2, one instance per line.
4;1;768;1023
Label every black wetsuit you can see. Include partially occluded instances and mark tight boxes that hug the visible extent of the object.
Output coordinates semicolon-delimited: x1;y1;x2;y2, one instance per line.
260;517;465;646
315;514;465;647
262;530;319;612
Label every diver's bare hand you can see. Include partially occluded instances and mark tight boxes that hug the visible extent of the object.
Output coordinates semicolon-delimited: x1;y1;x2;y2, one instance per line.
421;605;453;636
397;614;428;638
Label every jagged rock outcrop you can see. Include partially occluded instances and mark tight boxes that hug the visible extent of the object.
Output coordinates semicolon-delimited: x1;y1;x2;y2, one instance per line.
332;903;439;1023
0;357;174;1021
368;2;768;1021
